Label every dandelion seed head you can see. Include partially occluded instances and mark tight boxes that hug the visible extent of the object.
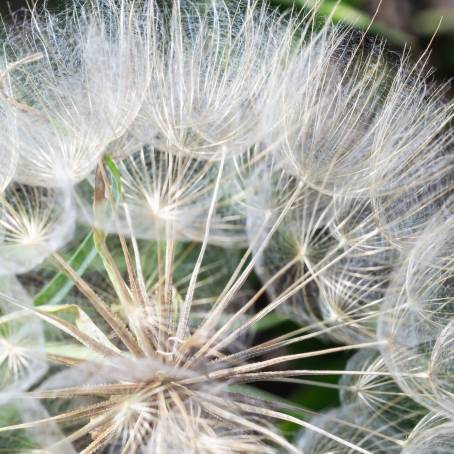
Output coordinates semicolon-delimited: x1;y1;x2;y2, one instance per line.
0;0;452;452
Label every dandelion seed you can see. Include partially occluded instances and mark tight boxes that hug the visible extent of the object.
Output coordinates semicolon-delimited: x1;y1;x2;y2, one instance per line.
297;402;405;453
339;350;427;437
245;158;399;343
402;412;454;454
0;184;74;276
378;200;454;417
0;278;47;404
77;147;248;246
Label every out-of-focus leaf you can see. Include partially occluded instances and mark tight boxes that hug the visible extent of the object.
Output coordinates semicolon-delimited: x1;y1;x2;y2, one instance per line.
45;342;99;361
413;8;454;35
104;154;123;205
253;312;289;332
274;0;413;45
38;304;120;353
34;232;97;306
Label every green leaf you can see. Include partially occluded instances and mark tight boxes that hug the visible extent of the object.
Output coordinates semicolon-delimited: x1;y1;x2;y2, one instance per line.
274;0;413;45
45;342;100;361
228;384;297;407
413;8;454;35
0;404;38;451
253;312;289;332
103;154;123;205
39;303;120;353
34;232;97;306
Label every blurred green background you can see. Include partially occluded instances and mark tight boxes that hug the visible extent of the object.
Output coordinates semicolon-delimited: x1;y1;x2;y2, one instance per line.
270;0;454;80
2;0;454;79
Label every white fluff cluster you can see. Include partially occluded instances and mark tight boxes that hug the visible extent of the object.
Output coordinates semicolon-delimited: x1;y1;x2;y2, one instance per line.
0;0;452;453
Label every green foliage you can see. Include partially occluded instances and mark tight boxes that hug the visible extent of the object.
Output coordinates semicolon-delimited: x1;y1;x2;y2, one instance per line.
0;405;38;452
34;233;97;306
271;0;412;44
